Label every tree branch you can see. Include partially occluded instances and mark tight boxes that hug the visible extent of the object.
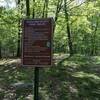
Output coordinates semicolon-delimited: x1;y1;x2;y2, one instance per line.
69;0;87;10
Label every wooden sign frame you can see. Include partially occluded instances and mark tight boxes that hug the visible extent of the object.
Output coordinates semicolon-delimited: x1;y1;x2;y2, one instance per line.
21;18;54;67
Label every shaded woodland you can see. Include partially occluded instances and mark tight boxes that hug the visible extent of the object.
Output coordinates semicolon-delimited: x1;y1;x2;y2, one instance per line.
0;0;100;100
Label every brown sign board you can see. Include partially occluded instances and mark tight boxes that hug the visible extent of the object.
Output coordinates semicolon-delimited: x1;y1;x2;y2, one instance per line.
21;18;54;67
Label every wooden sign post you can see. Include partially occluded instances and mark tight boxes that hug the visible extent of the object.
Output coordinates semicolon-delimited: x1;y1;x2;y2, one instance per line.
22;18;54;100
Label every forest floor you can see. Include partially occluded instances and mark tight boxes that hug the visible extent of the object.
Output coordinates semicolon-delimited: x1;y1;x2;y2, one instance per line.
0;54;100;100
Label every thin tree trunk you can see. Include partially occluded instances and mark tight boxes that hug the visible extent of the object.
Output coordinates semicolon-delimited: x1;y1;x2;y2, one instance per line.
91;17;99;55
64;0;73;56
16;0;21;57
54;0;62;31
17;25;21;57
42;0;45;18
42;0;49;18
0;41;2;58
33;0;35;18
26;0;30;17
45;0;49;17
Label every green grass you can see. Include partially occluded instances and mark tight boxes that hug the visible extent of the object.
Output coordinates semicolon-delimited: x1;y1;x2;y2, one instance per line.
0;55;100;100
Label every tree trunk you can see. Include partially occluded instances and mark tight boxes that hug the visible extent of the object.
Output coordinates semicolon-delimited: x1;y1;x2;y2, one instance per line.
16;0;21;57
64;0;73;56
42;0;49;18
17;23;21;57
54;0;62;31
0;41;2;59
91;17;99;56
26;0;30;17
33;0;35;18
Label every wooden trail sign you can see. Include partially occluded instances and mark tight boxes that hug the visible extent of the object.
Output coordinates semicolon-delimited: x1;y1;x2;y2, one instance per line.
21;18;54;67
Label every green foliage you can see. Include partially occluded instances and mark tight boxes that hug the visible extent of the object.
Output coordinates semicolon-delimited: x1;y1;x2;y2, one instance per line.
0;7;19;57
0;0;100;99
0;0;100;56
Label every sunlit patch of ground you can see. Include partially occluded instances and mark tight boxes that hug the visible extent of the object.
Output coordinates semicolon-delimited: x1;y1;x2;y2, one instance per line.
0;58;20;65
